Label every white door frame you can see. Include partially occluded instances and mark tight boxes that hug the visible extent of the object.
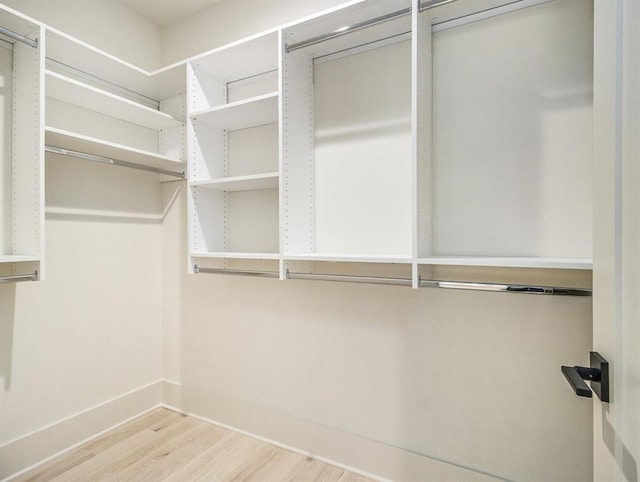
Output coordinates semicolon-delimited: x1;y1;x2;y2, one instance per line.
593;0;639;480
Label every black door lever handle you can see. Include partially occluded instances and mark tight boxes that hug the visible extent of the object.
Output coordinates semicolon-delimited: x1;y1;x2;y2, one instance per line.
561;366;597;397
561;352;609;402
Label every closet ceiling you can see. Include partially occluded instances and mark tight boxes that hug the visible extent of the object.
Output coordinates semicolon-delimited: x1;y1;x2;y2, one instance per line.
119;0;225;26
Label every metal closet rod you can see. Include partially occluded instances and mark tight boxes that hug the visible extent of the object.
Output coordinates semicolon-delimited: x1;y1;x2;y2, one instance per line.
285;0;454;53
194;266;279;278
45;146;185;179
194;266;592;296
0;25;38;49
0;272;38;283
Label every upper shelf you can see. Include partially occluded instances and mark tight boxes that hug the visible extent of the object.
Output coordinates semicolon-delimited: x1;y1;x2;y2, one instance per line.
45;28;186;101
192;92;278;131
283;0;411;58
283;0;551;58
0;4;41;41
45;127;184;173
46;70;184;130
428;0;553;30
190;30;279;83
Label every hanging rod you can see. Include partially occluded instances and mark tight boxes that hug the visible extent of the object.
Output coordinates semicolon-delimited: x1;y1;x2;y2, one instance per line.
291;271;591;295
194;266;279;278
0;272;38;283
285;0;454;53
287;270;412;286
193;266;591;296
419;279;592;296
45;145;185;179
46;58;160;110
0;25;37;49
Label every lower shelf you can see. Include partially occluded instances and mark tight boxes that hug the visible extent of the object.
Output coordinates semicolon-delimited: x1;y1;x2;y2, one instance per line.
283;253;413;264
0;255;40;263
418;256;593;270
191;252;280;260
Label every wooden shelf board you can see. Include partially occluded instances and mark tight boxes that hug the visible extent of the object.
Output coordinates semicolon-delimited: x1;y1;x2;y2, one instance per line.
418;256;593;270
191;252;280;260
284;253;412;264
46;71;183;130
192;92;278;131
191;172;279;191
45;127;184;172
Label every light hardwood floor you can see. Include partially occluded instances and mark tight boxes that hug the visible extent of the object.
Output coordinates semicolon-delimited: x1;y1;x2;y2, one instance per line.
15;408;376;482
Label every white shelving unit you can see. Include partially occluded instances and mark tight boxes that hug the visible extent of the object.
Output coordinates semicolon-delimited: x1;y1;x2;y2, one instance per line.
281;0;414;280
44;28;186;179
0;6;44;280
416;0;593;276
275;0;592;287
188;30;280;270
181;0;592;287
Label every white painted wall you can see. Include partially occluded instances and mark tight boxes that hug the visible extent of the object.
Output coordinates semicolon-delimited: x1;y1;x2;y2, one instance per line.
0;0;162;71
0;158;164;443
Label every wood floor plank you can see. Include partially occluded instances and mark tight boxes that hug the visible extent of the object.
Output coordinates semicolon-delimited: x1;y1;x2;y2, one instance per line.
237;446;308;481
49;415;200;481
113;421;230;481
13;448;95;482
286;457;346;482
200;436;281;481
162;432;253;481
18;408;376;482
82;408;184;455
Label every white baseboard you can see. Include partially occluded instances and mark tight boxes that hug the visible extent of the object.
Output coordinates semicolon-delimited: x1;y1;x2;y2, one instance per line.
160;380;499;482
1;379;499;482
0;380;163;481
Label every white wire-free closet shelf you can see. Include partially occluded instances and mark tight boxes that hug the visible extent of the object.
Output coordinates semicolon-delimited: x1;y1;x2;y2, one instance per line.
191;92;279;131
0;255;40;263
46;71;183;130
191;30;278;82
192;172;279;192
418;256;593;270
284;253;412;264
191;252;280;260
45;127;184;173
46;28;186;101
